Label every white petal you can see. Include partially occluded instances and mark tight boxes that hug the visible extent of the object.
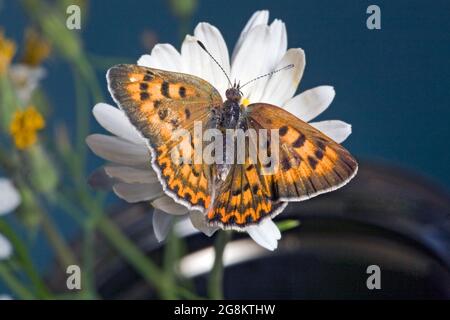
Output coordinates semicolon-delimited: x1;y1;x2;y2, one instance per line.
246;219;280;251
268;19;288;71
181;35;209;81
265;219;281;240
260;48;305;106
86;134;149;166
232;17;287;103
152;196;189;215
0;178;21;215
174;217;201;238
181;23;230;99
309;120;352;143
284;86;335;122
194;23;230;91
112;182;163;203
137;54;152;68
93;103;144;144
232;10;269;63
104;165;157;184
189;211;218;237
231;24;271;101
152;210;173;242
137;43;182;72
0;233;12;260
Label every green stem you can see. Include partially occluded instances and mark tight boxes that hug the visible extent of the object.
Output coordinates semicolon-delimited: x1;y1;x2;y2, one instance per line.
176;286;204;300
0;264;35;300
81;222;98;299
0;75;19;130
39;208;77;268
96;216;166;294
161;228;179;299
0;221;51;298
207;231;231;300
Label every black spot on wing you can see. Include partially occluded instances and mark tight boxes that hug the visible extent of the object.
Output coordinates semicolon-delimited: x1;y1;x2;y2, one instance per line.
179;86;186;98
245;215;254;224
140;92;150;101
197;198;205;207
315;149;324;160
192;167;200;177
281;157;291;170
158;108;168;120
161;81;170;98
185;108;191;119
308;156;318;169
232;189;241;196
246;164;255;171
279;126;288;136
293;134;306;148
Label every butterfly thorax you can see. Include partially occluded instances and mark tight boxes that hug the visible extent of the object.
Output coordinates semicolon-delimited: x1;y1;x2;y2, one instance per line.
215;87;246;181
220;87;243;129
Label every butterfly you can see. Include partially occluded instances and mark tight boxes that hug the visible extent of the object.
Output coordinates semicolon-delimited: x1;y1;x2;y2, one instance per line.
107;42;358;231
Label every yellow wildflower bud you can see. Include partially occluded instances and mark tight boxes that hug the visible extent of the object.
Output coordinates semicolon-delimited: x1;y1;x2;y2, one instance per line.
0;30;16;75
21;29;51;67
9;106;46;150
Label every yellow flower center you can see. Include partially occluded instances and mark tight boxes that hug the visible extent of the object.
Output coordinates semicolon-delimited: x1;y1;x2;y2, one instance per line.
9;106;45;150
0;30;16;75
241;97;250;107
21;29;51;67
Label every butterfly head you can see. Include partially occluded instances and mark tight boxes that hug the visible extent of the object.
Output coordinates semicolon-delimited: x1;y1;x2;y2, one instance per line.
225;83;242;103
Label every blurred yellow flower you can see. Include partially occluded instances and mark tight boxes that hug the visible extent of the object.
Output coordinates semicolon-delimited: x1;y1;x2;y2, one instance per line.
0;30;16;75
21;28;51;66
9;106;45;150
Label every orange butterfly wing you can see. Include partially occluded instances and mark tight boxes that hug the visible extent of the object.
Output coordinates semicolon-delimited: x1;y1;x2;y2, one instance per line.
248;103;358;202
206;103;358;230
107;64;223;211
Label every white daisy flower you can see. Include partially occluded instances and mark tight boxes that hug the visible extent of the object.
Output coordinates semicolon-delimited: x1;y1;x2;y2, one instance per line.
0;178;21;260
87;10;352;251
9;64;46;104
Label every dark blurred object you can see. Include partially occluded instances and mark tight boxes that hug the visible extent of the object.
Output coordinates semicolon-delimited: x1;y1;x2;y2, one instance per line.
140;29;158;53
48;161;450;299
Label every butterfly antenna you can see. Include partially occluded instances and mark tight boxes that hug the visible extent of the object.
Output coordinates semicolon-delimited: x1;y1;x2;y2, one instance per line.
197;40;233;87
240;64;295;89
